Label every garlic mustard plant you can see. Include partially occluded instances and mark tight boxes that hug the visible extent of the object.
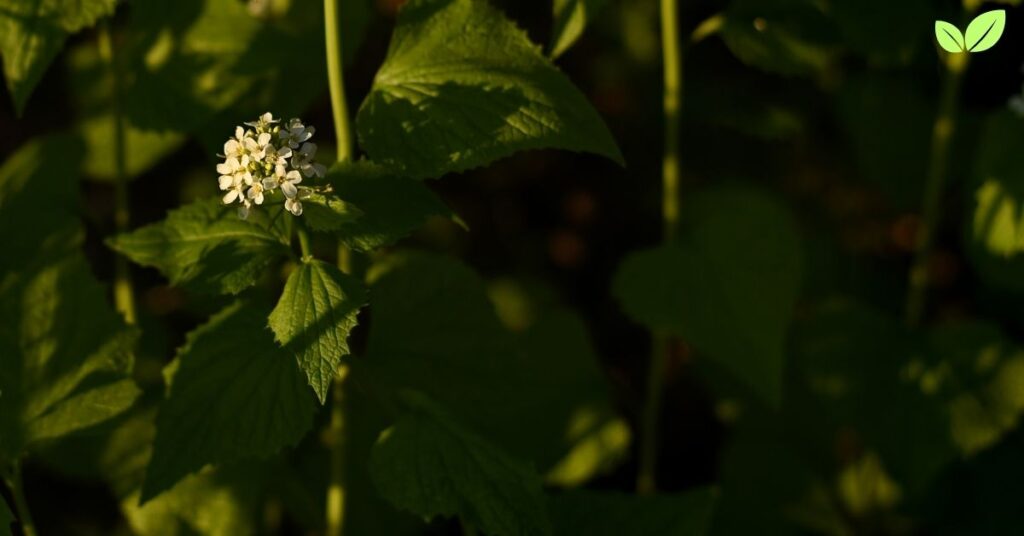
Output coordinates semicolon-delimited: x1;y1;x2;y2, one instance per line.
217;113;328;218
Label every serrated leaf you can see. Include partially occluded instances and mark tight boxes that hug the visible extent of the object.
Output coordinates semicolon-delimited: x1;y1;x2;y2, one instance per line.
327;161;457;251
549;0;609;58
965;10;1005;52
108;197;291;295
140;302;315;503
366;253;625;478
934;20;966;53
550;488;716;536
356;0;623;179
0;130;137;466
301;193;363;232
269;260;366;404
0;254;139;464
612;187;802;406
0;0;117;113
370;392;553;536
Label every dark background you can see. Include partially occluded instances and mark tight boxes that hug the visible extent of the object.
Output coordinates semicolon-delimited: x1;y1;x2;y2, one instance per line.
4;0;1024;534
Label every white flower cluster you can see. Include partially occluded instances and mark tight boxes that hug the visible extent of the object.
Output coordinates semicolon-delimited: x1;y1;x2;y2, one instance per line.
217;112;327;219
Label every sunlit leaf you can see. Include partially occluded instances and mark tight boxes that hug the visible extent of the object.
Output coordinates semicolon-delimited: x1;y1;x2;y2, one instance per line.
0;0;117;114
613;187;802;406
269;259;367;404
357;0;623;179
370;391;553;536
965;111;1024;291
549;0;609;58
141;302;315;503
107;197;291;295
0;253;139;464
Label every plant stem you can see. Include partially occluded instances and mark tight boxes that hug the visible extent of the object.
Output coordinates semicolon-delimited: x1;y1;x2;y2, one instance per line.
637;0;683;495
324;0;353;162
324;1;354;534
98;22;136;325
904;52;968;326
7;462;38;536
297;226;313;259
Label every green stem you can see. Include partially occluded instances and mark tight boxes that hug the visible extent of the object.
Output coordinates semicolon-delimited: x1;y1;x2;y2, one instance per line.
323;1;355;534
637;0;683;495
904;51;968;326
459;517;478;536
297;226;313;260
324;0;354;162
98;22;136;325
7;462;38;536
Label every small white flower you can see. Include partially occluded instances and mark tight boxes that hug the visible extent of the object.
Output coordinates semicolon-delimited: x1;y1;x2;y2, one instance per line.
279;118;314;149
292;142;326;178
245;112;279;130
280;169;303;198
247;182;266;205
284;187;312;216
285;197;303;216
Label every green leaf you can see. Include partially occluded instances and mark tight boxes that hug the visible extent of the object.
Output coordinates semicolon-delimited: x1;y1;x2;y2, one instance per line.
928;322;1024;457
327;161;457;251
965;111;1024;291
0;134;84;275
0;130;137;466
356;0;623;179
300;193;363;232
140;302;315;503
370;392;553;536
935;20;966;53
107;197;291;295
123;0;369;139
612;187;802;406
366;253;626;477
0;254;139;463
550;488;717;536
269;260;367;404
719;0;837;77
965;10;1006;52
0;0;117;113
549;0;609;58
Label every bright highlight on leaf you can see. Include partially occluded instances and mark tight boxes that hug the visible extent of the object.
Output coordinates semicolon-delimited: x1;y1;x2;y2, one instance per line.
269;260;367;404
934;11;1006;54
356;0;623;179
141;302;315;503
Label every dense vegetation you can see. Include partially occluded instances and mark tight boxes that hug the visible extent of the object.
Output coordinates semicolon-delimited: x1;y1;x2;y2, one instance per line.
2;0;1024;534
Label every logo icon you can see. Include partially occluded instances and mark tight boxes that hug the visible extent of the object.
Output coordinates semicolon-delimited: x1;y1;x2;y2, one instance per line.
935;10;1007;53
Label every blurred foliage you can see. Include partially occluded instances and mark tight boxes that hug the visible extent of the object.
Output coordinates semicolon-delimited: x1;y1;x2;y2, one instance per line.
3;0;1024;534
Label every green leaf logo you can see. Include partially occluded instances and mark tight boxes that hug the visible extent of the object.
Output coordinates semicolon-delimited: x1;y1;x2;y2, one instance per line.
935;10;1007;54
